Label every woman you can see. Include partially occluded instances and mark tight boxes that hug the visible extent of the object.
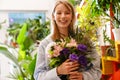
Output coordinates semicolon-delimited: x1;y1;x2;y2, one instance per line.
34;0;101;80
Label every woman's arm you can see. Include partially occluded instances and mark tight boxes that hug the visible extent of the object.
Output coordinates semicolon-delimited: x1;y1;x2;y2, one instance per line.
82;50;102;80
34;43;61;80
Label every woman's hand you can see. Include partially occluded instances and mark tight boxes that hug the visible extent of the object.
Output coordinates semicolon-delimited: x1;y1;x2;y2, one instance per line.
57;59;79;75
69;71;83;80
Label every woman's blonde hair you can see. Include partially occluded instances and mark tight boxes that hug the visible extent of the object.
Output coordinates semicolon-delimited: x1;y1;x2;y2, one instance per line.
51;0;76;40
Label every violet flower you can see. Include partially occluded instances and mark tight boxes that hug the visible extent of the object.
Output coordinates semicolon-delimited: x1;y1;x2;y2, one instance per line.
60;48;71;55
69;53;78;61
78;55;87;67
77;44;87;52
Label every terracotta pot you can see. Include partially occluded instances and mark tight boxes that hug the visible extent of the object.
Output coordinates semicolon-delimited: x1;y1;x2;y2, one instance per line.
101;45;111;56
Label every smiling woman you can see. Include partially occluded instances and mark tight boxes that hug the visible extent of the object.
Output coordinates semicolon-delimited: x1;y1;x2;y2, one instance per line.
34;0;101;80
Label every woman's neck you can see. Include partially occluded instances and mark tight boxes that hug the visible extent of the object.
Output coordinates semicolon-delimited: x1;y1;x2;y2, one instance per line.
59;28;68;38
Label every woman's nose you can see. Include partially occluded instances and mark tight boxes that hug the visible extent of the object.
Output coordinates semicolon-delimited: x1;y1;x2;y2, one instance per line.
61;13;66;18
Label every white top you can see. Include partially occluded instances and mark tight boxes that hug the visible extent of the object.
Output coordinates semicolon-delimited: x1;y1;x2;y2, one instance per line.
34;36;102;80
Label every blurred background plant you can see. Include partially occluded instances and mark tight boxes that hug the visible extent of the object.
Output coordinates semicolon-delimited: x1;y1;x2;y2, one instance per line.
103;27;115;57
94;0;120;28
68;0;82;6
75;0;120;43
76;0;109;43
8;16;50;44
0;16;50;80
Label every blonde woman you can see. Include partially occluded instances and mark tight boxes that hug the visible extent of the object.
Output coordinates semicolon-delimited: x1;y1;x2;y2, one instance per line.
34;0;101;80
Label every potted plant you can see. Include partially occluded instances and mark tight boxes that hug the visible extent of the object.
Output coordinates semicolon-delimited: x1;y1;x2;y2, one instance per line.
102;29;115;58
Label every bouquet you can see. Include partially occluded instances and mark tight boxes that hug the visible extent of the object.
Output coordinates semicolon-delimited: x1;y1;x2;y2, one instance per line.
46;37;95;71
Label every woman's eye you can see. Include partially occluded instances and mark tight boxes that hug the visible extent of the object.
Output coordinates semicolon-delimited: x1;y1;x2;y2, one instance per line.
57;12;61;14
65;12;70;14
66;13;70;14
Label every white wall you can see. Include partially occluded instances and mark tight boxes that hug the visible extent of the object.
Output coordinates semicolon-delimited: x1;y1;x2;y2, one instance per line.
0;0;56;18
0;0;54;11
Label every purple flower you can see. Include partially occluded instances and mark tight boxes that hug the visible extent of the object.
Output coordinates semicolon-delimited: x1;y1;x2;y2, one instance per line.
78;55;87;67
69;53;78;61
60;48;70;55
77;44;87;52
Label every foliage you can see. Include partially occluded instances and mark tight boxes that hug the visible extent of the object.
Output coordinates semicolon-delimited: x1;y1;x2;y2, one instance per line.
76;0;109;43
68;0;82;6
103;29;115;47
94;0;120;28
0;16;50;80
102;27;115;57
90;0;120;57
7;16;50;42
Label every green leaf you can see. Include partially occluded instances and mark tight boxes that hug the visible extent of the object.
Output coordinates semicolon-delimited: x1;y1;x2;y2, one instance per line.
28;55;36;74
8;68;24;80
0;46;19;66
18;49;26;61
17;23;27;44
49;57;61;68
22;36;33;50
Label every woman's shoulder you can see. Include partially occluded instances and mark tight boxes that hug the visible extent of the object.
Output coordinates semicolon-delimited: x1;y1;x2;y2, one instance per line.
39;35;53;47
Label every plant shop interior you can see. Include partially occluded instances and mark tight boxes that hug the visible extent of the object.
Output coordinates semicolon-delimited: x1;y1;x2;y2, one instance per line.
0;0;120;80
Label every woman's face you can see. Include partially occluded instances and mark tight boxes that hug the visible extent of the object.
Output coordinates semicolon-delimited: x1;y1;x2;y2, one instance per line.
53;3;72;29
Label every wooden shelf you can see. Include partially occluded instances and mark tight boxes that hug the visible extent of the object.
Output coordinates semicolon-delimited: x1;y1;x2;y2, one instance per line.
102;56;119;62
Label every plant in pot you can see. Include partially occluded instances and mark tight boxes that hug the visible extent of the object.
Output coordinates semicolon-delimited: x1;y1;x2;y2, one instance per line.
102;29;115;58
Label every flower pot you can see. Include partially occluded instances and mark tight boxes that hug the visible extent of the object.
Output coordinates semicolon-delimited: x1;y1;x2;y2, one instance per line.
101;45;111;56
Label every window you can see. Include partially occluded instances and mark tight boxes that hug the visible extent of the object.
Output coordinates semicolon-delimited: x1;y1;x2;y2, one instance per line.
8;12;46;25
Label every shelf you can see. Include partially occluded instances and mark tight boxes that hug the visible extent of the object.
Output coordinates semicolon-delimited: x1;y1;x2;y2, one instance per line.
101;57;114;75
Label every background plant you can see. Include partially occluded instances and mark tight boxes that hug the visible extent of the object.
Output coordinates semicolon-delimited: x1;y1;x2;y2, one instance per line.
8;16;50;43
94;0;120;28
0;16;50;80
102;26;115;57
76;0;109;43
